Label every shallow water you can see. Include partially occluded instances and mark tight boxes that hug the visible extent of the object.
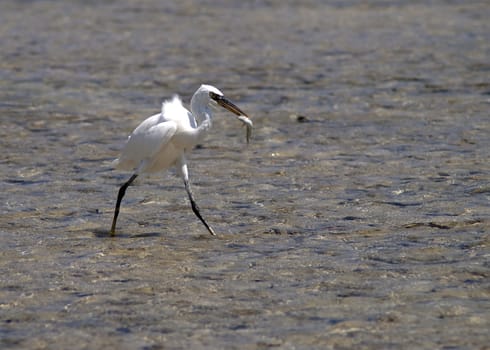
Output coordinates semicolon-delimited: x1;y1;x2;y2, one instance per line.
1;0;489;349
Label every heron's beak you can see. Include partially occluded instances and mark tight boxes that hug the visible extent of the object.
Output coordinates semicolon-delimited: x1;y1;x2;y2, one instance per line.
210;92;248;117
210;92;253;143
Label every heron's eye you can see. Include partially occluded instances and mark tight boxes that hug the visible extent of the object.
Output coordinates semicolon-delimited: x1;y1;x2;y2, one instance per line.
209;91;222;101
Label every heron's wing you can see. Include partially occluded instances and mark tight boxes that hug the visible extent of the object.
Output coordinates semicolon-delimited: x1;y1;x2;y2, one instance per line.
116;120;177;171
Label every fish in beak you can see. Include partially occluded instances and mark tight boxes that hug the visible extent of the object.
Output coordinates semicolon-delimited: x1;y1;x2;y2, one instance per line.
210;91;253;143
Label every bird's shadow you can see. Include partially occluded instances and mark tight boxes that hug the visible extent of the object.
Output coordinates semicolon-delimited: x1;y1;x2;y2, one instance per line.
92;228;162;239
92;228;223;240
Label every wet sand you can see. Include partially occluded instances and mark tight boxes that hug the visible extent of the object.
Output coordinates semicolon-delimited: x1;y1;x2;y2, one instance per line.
0;1;489;348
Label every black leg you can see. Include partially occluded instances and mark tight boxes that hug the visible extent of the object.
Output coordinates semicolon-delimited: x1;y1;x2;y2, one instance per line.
184;178;216;236
110;174;138;236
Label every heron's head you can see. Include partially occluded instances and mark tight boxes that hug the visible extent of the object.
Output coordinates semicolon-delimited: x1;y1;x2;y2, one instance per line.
192;84;253;142
191;84;248;117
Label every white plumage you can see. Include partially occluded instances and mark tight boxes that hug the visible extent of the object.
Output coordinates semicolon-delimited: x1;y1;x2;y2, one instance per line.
109;84;253;236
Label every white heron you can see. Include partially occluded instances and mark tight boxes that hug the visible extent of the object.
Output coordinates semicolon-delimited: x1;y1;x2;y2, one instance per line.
110;84;253;236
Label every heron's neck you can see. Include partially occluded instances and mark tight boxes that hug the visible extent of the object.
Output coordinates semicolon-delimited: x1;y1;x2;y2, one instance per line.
190;108;212;145
192;105;213;128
